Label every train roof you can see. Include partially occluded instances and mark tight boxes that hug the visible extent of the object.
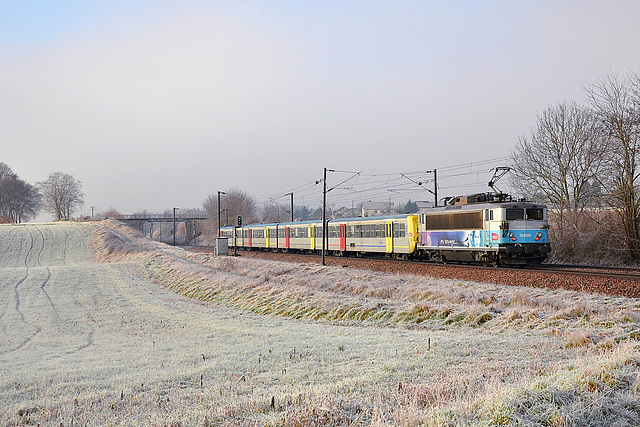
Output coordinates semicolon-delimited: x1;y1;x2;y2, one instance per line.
224;214;414;229
328;214;411;223
420;199;547;214
220;200;547;230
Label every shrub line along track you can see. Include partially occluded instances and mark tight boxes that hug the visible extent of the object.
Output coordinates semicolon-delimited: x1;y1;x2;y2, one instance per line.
190;248;640;299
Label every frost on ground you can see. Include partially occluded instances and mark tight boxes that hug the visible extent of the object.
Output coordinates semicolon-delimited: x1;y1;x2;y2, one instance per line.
1;221;640;426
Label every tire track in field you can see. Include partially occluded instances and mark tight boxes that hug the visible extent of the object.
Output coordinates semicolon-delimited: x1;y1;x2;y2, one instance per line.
0;225;42;355
32;225;56;312
0;226;21;321
13;225;34;324
37;224;96;354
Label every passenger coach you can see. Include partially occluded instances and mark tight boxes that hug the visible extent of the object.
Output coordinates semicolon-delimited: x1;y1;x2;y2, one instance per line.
221;214;417;258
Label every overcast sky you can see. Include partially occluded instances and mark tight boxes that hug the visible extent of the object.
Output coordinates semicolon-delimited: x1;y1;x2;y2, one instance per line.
2;1;640;218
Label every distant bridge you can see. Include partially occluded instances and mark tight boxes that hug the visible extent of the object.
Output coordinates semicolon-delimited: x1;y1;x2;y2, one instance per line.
119;213;209;222
118;214;210;246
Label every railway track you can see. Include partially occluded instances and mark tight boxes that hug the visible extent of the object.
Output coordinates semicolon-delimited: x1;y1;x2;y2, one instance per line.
532;264;640;281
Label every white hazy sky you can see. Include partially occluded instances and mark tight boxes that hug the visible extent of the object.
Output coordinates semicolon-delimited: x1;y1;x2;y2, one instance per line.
2;1;640;218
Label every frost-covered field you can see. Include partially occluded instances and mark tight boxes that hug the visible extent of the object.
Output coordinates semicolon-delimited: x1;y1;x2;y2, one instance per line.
1;221;640;426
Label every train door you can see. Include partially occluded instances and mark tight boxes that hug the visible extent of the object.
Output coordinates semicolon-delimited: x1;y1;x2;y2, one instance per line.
265;227;270;249
248;228;252;248
285;226;290;249
274;225;279;249
340;224;346;251
484;208;500;246
310;225;316;250
385;222;393;253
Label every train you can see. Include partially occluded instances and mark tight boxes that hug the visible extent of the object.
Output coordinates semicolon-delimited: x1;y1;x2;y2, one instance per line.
220;192;551;266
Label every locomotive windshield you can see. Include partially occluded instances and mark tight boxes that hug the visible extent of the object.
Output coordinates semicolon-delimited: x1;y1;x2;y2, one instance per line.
506;209;524;220
526;208;544;220
506;208;544;221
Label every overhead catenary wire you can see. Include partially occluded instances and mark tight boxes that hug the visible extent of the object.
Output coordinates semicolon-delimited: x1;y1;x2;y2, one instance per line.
253;156;515;212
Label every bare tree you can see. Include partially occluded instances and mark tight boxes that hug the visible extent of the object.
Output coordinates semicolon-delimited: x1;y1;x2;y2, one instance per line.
202;187;258;234
0;162;17;180
260;200;290;223
584;72;640;261
101;207;123;219
511;102;607;213
0;163;41;223
37;172;84;220
0;176;41;223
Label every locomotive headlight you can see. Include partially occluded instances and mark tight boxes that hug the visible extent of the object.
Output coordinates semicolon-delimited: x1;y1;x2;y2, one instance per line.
535;232;542;241
508;232;516;241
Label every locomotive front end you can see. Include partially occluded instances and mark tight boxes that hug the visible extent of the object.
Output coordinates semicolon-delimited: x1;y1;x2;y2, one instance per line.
493;202;551;265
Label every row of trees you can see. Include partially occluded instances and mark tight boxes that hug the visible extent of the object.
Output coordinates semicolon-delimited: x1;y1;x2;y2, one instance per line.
0;162;84;223
512;71;640;264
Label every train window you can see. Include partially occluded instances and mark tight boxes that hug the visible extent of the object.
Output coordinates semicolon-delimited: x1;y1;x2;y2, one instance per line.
485;210;494;221
526;208;544;220
506;209;524;220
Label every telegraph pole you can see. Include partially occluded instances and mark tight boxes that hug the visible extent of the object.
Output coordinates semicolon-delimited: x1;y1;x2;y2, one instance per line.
286;192;294;222
217;191;225;237
433;169;438;207
322;168;327;266
321;168;335;265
